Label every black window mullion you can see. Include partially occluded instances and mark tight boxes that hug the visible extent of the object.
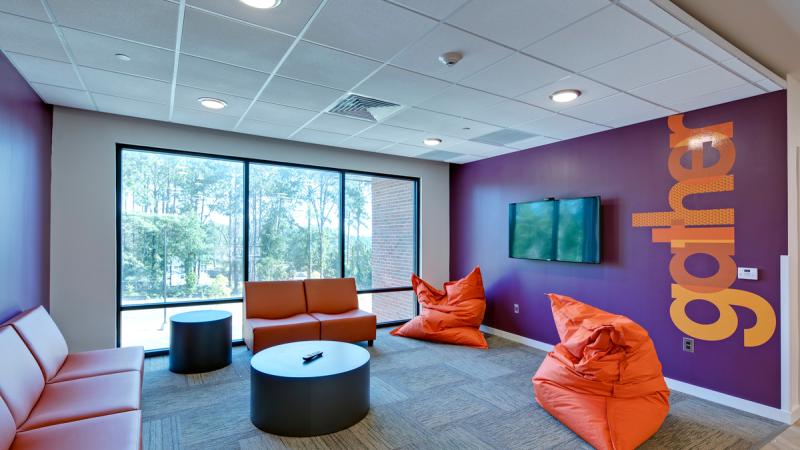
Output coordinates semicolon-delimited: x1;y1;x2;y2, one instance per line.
243;162;250;284
339;171;346;279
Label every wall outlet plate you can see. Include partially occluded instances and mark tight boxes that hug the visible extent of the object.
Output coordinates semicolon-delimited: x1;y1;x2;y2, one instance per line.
683;337;694;353
737;267;758;280
513;304;519;314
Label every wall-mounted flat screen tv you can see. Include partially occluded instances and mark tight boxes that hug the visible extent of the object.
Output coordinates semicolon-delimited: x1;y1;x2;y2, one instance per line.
509;196;601;264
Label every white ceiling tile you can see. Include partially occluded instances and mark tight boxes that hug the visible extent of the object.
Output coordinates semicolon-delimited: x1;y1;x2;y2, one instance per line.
757;78;782;92
0;12;68;62
517;74;618;111
48;0;178;48
30;83;94;109
172;107;238;130
278;41;381;90
630;65;746;110
618;0;690;35
63;28;175;81
506;135;560;150
431;117;502;140
259;76;345;111
670;83;764;113
358;124;427;143
390;0;468;19
355;66;449;107
237;119;298;140
720;58;768;83
181;8;293;73
418;85;504;117
582;39;711;91
447;0;607;49
462;99;552;128
93;94;169;121
0;0;50;21
306;113;373;134
186;0;322;36
380;143;429;157
292;128;348;146
446;154;483;164
524;6;668;72
384;107;500;139
305;0;437;61
564;93;671;128
448;140;501;156
246;101;319;127
515;114;609;140
392;25;514;82
177;54;267;98
460;53;568;97
416;149;465;161
6;52;82;89
339;136;393;152
174;84;253;117
80;67;171;104
676;31;733;63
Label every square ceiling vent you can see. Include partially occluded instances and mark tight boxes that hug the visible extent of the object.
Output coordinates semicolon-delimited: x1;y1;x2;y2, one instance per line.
329;93;402;122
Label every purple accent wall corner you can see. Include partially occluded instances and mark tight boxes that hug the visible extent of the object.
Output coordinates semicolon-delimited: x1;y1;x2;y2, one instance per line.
0;52;53;322
450;91;788;407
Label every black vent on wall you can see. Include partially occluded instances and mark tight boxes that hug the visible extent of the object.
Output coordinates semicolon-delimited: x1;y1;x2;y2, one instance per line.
329;94;402;122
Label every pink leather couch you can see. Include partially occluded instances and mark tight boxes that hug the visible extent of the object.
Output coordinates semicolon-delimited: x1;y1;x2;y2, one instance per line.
0;306;144;450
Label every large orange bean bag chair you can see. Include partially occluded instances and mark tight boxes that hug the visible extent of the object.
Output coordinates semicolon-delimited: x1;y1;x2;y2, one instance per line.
533;293;669;450
390;267;488;348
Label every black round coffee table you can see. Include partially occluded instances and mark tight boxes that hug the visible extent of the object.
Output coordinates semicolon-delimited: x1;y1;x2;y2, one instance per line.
169;310;232;374
250;340;370;437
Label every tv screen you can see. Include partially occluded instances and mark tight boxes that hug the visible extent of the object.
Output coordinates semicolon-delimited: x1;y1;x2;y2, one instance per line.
509;196;600;264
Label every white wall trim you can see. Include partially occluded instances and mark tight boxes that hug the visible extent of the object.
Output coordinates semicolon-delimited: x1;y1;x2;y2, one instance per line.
480;324;794;424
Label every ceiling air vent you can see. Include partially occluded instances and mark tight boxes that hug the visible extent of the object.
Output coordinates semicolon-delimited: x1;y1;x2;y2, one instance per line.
329;94;402;122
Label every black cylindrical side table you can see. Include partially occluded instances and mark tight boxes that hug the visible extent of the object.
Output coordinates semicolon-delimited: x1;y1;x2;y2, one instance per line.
169;310;232;374
251;341;370;436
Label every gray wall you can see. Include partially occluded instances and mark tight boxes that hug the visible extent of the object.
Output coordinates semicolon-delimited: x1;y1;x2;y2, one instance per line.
51;107;450;351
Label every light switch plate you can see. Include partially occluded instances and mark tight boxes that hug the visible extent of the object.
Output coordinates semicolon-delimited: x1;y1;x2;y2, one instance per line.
738;267;758;280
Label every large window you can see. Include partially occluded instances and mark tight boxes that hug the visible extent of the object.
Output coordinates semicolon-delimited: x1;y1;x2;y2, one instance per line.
118;146;418;351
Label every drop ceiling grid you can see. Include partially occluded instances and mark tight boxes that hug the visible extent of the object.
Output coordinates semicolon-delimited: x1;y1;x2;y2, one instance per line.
0;0;781;163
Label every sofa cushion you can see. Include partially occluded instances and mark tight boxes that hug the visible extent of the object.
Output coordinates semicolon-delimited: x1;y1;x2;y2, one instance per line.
0;327;45;428
304;278;358;314
12;410;142;450
18;371;141;432
310;310;376;343
245;281;307;319
50;347;144;383
245;315;320;353
0;397;15;450
6;306;69;382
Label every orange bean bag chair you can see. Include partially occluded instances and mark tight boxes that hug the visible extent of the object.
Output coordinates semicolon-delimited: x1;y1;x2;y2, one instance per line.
390;267;488;348
533;293;669;450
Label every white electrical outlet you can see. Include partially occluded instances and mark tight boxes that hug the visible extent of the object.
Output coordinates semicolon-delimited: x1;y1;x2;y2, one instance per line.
513;304;519;314
737;267;758;280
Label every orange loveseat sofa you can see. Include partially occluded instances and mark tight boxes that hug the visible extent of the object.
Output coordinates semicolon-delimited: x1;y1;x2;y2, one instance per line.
244;278;377;353
0;306;144;450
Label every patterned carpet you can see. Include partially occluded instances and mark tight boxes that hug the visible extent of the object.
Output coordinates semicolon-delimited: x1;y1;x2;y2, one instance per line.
141;328;786;449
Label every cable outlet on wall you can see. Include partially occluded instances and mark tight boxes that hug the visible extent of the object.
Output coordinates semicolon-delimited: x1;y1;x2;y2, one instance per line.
683;337;694;353
513;304;519;314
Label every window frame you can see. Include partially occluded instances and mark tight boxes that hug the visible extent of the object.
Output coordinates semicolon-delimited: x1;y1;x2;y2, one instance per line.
116;143;420;352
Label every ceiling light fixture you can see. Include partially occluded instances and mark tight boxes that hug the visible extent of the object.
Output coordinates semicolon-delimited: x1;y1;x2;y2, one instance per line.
423;138;442;146
115;53;131;61
240;0;282;8
550;89;581;103
198;97;227;110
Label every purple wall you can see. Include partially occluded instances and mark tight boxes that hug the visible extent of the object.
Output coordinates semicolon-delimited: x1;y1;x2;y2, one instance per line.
0;52;52;322
450;91;787;407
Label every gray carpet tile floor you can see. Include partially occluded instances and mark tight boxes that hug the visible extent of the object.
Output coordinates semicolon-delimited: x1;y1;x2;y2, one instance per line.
142;328;786;449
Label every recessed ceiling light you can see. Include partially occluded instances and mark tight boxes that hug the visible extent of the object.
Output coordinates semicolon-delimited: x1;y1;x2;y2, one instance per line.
115;53;131;61
240;0;282;8
198;97;227;110
550;89;581;103
423;138;442;146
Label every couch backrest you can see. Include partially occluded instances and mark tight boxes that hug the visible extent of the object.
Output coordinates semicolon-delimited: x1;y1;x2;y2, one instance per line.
0;327;45;428
244;281;308;319
7;306;68;382
304;278;359;314
0;397;14;450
